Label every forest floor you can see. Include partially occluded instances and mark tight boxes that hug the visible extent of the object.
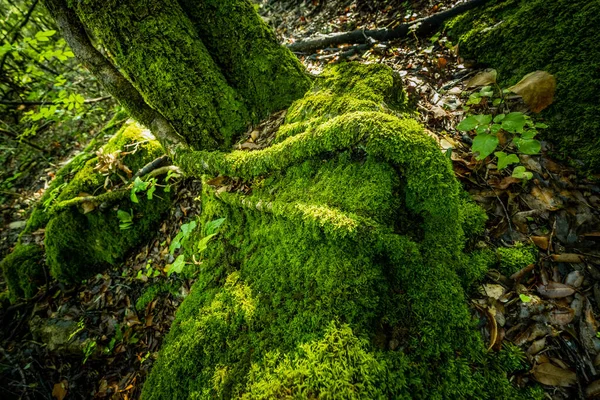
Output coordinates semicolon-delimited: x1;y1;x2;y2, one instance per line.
1;0;600;399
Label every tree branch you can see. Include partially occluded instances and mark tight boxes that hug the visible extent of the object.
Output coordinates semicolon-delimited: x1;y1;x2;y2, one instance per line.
42;0;184;156
0;95;112;106
286;0;490;53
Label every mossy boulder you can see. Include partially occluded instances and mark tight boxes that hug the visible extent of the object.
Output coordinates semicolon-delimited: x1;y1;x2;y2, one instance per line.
1;244;44;301
45;122;171;283
447;0;600;172
143;63;541;399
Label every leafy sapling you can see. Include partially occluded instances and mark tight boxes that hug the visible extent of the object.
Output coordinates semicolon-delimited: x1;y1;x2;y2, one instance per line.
456;69;553;180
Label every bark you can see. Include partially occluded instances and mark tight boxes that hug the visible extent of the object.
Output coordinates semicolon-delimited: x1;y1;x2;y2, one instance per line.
43;0;183;156
47;0;311;151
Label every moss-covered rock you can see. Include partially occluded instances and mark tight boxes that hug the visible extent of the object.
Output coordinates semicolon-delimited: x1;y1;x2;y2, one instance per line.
447;0;600;172
45;123;171;283
1;244;44;301
143;63;541;399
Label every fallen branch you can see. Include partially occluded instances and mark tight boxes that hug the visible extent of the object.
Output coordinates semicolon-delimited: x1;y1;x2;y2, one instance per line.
286;0;490;53
132;155;170;179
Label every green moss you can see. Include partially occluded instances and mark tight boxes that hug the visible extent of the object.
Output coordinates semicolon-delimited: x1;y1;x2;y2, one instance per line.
496;244;537;276
144;63;536;399
0;291;9;309
447;0;600;172
1;244;44;301
44;123;171;283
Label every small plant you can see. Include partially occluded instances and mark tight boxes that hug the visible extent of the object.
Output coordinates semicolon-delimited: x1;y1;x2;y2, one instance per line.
456;69;555;180
117;209;134;230
130;176;157;203
104;324;123;355
137;260;160;281
82;340;97;364
166;217;226;276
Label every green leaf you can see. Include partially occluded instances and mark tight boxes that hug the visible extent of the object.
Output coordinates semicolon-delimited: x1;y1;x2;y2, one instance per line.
515;138;542;155
512;166;533;180
519;294;532;303
475;125;488;135
493;114;505;123
130;191;139;203
456;116;479;131
167;255;186;276
169;231;183;255
474;114;492;125
479;86;494;97
501;112;527;133
35;30;57;42
204;217;226;235
472;133;499;160
492;98;502;107
490;124;502;134
197;233;218;253
495;152;520;170
535;122;549;129
521;130;537;140
147;184;156;200
466;94;482;105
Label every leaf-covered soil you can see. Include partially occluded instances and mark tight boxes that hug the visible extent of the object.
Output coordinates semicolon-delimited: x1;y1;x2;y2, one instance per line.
1;0;599;399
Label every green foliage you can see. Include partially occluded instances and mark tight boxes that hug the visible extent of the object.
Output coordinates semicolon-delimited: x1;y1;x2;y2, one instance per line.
117;209;134;230
456;78;548;180
496;244;537;276
144;63;533;399
130;176;158;203
0;244;44;301
447;0;600;172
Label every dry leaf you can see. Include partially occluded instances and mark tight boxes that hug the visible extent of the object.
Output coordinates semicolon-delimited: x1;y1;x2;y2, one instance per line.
508;71;556;113
52;380;68;400
531;236;549;250
467;69;497;87
586;379;600;398
430;105;447;119
551;253;584;263
537;282;576;299
531;362;577;387
479;284;506;300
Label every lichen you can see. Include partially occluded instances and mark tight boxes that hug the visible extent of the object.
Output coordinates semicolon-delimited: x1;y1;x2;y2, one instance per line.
446;0;600;172
143;63;537;399
1;244;45;301
44;123;171;283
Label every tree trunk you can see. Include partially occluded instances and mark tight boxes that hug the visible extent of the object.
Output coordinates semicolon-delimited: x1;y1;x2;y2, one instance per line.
48;0;311;151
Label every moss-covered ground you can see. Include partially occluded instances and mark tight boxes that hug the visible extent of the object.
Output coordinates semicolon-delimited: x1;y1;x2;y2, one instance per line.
446;0;600;172
143;63;542;399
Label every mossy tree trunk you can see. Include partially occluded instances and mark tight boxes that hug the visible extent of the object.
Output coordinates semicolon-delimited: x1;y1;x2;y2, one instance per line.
44;0;311;152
